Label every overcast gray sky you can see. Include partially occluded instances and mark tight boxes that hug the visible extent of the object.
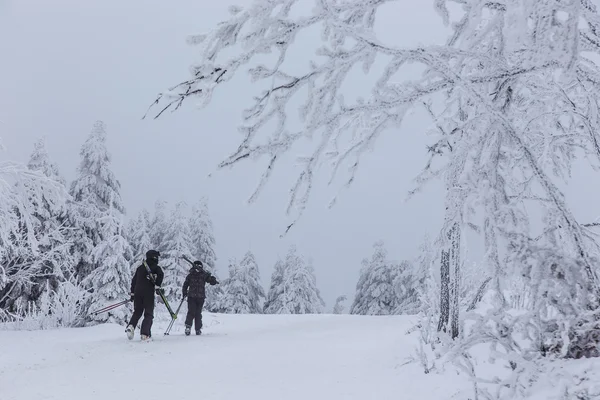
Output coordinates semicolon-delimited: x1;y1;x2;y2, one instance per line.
2;0;599;308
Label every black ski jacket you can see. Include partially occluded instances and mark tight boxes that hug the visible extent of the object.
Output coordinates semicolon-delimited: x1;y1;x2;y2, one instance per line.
131;262;164;296
183;266;217;299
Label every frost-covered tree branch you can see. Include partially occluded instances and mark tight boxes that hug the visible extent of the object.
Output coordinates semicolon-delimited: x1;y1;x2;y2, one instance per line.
150;1;600;384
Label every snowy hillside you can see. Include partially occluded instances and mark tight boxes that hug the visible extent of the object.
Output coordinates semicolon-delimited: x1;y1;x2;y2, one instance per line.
0;314;450;400
3;313;599;400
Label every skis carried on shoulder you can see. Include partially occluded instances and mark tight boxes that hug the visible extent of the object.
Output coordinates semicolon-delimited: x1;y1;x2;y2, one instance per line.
181;255;194;267
143;260;177;319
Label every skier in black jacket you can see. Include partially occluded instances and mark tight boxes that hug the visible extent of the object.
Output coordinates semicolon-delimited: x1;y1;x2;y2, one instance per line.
182;260;218;336
125;250;164;341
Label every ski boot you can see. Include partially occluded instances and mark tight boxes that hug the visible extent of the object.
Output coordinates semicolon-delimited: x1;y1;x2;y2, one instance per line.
196;329;202;336
185;325;191;336
125;325;134;340
140;334;151;341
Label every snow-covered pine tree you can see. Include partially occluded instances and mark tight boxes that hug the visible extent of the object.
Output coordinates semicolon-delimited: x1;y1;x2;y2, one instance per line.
332;295;347;314
68;122;132;323
350;241;399;315
264;246;324;314
87;212;133;324
128;209;152;266
219;252;265;314
264;258;285;314
27;137;66;187
189;198;216;269
189;198;221;311
69;121;127;280
149;200;168;254
281;247;324;314
160;201;194;302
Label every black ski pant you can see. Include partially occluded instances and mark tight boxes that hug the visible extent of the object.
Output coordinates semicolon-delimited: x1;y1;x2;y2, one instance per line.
185;297;205;332
128;292;155;336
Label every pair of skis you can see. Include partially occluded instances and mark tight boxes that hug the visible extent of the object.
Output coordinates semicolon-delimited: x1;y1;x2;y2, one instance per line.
141;259;181;335
162;256;197;335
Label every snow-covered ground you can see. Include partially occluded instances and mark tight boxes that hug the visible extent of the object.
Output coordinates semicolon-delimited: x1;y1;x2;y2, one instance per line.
2;313;600;400
0;313;474;400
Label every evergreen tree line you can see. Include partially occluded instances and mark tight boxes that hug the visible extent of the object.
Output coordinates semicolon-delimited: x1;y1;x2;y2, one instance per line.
0;122;329;325
0;120;430;325
0;121;131;325
0;121;221;326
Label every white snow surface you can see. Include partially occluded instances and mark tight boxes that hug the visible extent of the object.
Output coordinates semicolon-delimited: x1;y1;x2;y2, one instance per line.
1;313;600;400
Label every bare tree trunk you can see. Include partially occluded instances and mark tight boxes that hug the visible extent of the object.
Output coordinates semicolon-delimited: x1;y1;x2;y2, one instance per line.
437;248;450;333
449;223;460;339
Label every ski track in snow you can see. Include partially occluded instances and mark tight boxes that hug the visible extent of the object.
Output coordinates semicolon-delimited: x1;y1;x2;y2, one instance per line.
0;314;471;400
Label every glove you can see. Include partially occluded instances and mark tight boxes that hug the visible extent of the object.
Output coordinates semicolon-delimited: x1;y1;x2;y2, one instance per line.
129;293;134;302
155;287;164;295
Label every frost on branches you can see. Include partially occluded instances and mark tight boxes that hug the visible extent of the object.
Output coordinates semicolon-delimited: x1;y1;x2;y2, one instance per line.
151;0;600;396
219;252;265;314
350;241;399;316
392;260;422;316
0;137;73;320
264;245;325;314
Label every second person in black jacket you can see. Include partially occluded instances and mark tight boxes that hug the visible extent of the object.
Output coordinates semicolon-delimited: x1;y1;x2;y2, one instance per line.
182;260;218;335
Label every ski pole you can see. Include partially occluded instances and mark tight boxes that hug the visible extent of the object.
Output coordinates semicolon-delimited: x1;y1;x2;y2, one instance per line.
89;299;130;316
164;297;186;336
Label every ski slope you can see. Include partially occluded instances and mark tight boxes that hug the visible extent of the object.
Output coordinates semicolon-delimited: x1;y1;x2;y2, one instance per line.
3;313;598;400
0;313;470;400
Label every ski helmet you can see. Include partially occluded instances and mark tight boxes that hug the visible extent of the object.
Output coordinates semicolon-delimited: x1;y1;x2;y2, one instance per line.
146;250;160;262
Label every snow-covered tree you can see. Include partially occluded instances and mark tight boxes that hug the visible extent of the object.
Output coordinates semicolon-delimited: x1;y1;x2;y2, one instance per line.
264;246;324;314
86;219;133;324
390;260;422;315
69;121;132;323
128;209;152;266
263;258;285;313
0;139;71;319
149;200;168;254
277;246;324;314
160;201;194;302
27;137;66;187
219;252;265;314
189;198;217;269
150;2;600;395
24;137;75;303
189;198;221;311
69;120;126;279
350;241;399;315
332;295;347;314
